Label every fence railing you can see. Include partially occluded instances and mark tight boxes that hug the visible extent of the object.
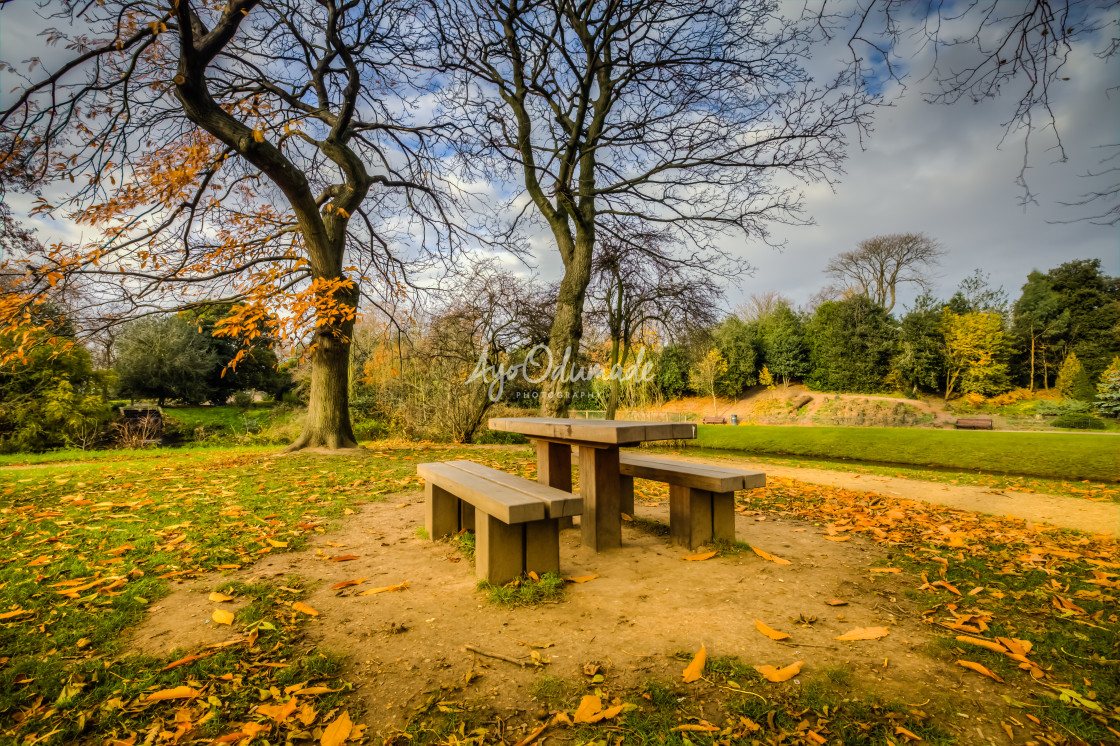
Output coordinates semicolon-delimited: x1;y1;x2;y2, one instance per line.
568;410;696;423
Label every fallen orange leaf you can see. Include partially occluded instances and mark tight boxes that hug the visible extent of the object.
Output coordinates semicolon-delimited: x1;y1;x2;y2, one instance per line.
357;581;408;596
321;710;352;746
752;547;792;565
292;602;319;616
825;599;848;606
957;660;1005;683
212;609;234;625
754;620;790;641
955;635;1006;654
682;644;706;683
257;697;298;722
564;574;598;583
754;660;803;682
330;578;367;590
895;725;924;742
573;695;603;724
870;567;901;573
146;685;200;702
0;609;30;620
161;652;212;671
209;592;235;603
683;551;718;561
330;555;360;562
834;626;889;641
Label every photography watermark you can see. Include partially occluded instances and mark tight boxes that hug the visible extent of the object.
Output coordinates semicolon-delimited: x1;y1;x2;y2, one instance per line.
466;344;655;402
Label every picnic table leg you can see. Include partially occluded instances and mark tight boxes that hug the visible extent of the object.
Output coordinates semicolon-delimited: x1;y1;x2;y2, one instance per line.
669;485;713;550
535;439;574;529
579;445;622;551
619;475;635;517
425;482;460;539
476;513;525;585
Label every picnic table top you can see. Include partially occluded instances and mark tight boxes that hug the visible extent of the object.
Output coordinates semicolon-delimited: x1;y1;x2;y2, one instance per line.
487;417;696;446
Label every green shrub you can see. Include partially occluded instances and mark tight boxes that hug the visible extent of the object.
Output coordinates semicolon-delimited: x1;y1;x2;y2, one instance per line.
1050;413;1107;430
233;391;253;410
1036;399;1091;416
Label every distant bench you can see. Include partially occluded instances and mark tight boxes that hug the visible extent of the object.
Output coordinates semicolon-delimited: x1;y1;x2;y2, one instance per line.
955;418;993;430
418;461;581;584
701;417;726;425
617;453;765;549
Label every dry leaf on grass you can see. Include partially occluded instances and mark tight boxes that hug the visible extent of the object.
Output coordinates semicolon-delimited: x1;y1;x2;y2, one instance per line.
957;660;1005;683
754;620;790;641
870;567;901;573
752;546;792;565
146;686;200;702
672;724;720;733
357;581;408;596
564;574;598;583
256;698;298;722
572;695;623;724
321;710;352;746
895;725;924;742
754;661;803;682
208;592;235;603
682;551;718;561
956;635;1007;654
292;602;319;616
682;645;706;683
267;539;288;548
161;652;212;671
212;609;234;625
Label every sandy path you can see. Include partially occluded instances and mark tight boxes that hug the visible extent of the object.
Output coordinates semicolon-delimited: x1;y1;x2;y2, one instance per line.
665;451;1120;537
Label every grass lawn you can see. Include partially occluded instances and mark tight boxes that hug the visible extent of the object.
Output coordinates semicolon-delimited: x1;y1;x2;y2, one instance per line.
2;443;1117;744
694;425;1119;482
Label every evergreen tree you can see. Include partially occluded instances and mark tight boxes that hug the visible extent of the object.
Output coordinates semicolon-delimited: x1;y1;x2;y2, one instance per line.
1047;260;1120;381
759;304;808;385
1011;271;1069;390
805;295;897;393
891;293;945;395
1095;358;1120;418
655;345;692;399
711;317;760;397
114;317;218;405
1056;353;1095;402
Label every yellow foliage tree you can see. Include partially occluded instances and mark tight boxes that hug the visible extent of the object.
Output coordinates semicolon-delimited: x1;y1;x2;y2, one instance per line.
690;348;728;411
941;310;1011;401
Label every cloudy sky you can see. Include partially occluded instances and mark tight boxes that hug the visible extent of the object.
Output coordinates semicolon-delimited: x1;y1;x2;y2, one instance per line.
2;3;1117;319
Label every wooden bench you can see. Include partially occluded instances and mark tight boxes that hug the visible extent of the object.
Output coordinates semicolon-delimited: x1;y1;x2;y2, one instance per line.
701;417;726;425
417;461;581;584
955;418;993;430
618;454;765;549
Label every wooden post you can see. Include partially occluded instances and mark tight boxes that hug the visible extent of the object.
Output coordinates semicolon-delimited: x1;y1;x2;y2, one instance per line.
524;519;560;576
476;513;525;584
619;474;635;517
425;482;460;539
535;439;574;529
579;445;622;550
711;491;735;543
669;485;713;549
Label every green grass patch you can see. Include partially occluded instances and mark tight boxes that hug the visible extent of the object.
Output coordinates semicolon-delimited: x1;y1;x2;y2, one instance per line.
692;425;1119;482
478;572;566;607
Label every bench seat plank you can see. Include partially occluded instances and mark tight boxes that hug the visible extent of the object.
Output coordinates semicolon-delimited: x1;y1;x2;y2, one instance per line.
447;460;582;518
618;453;766;493
417;462;545;525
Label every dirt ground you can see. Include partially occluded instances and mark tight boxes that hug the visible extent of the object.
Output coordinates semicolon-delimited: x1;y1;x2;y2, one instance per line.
127;488;1035;743
660;452;1120;538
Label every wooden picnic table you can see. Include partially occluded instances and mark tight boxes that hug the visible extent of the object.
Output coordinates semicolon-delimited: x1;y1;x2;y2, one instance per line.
487;417;697;551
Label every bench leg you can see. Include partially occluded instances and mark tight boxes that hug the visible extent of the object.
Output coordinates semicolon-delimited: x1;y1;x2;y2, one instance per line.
669;485;713;550
476;513;525;585
619;475;635;517
425;482;460;539
524;519;560;576
536;440;574;529
712;491;735;543
460;501;476;533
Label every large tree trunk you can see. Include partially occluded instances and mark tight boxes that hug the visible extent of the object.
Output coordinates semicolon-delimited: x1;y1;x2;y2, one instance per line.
286;284;359;451
542;227;594;417
1029;332;1036;392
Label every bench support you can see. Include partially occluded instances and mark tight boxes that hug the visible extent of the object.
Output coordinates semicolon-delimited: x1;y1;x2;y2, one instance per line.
426;482;461;539
668;486;737;549
619;475;635;517
476;514;525;584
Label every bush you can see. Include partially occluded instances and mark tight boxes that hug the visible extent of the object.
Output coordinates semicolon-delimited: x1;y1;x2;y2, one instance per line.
1036;399;1092;416
987;388;1032;407
1050;413;1107;430
233;391;253;410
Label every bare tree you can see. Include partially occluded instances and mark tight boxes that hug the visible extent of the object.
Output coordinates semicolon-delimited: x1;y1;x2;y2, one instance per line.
0;0;462;450
828;0;1120;222
587;225;724;419
735;292;793;323
824;233;944;312
429;0;874;415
